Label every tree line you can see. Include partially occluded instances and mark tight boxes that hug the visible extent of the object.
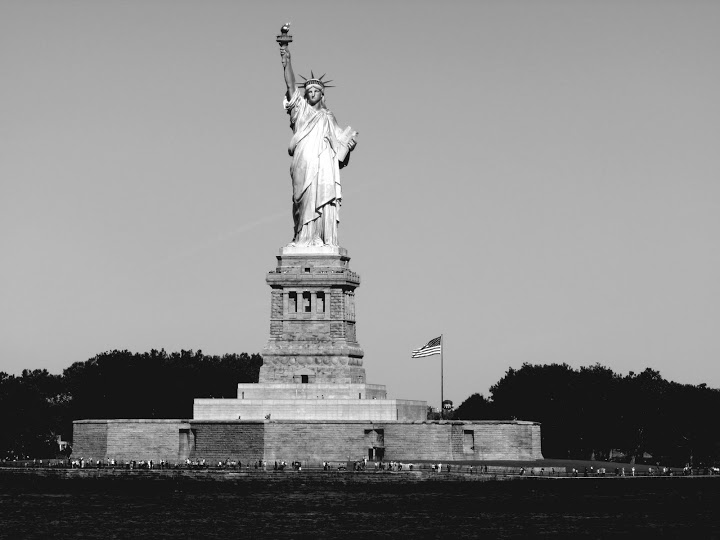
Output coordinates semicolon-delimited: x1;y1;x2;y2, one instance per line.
0;349;261;460
454;363;720;467
2;353;718;467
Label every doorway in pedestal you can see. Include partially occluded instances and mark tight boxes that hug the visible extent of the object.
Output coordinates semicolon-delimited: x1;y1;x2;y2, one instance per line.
179;429;195;460
369;447;384;461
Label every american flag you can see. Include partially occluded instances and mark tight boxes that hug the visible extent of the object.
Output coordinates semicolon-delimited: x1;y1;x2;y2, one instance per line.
411;336;442;358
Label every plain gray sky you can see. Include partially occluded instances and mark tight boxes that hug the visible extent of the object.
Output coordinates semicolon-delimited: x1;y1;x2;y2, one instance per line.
1;0;719;407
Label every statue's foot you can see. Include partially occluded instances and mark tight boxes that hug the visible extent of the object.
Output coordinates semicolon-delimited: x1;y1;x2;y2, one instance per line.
286;241;297;248
309;238;324;247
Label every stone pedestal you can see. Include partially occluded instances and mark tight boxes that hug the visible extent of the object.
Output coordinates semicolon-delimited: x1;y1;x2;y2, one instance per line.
260;246;366;384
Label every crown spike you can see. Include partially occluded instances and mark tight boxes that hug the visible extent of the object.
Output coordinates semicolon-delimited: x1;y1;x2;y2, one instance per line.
299;72;334;90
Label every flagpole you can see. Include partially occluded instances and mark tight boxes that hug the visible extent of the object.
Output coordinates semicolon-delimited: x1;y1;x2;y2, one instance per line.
440;334;444;420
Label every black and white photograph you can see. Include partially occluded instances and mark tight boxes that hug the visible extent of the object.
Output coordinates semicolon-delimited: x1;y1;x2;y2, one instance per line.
1;1;719;537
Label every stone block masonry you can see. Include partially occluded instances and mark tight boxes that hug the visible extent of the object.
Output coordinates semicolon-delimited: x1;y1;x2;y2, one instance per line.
384;421;542;462
235;382;388;400
260;247;366;384
71;420;108;459
72;420;191;462
193;398;427;421
73;419;543;464
191;421;264;462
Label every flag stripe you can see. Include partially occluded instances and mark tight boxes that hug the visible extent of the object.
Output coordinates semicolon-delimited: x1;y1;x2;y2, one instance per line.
411;336;442;358
411;346;441;358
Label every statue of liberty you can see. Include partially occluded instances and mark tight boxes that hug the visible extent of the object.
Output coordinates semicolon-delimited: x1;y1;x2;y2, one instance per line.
278;25;358;247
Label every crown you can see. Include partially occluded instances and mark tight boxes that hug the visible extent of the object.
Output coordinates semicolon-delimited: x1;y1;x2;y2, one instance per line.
299;71;334;90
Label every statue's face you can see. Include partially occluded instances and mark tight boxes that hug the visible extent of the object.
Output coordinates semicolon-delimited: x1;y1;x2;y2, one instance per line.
306;87;323;106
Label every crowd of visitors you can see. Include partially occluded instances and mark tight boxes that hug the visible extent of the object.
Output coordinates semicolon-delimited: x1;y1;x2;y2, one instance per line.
3;457;719;477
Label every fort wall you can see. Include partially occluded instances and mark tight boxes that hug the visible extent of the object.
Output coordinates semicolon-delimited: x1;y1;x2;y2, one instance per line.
72;419;543;464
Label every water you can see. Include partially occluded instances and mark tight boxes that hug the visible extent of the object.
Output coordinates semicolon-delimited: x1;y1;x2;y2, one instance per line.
2;476;719;538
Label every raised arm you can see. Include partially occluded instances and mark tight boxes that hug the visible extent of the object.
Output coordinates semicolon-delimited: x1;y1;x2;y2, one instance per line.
280;47;296;100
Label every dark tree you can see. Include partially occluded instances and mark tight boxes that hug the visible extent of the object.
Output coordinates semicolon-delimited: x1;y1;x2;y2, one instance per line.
464;363;720;466
454;393;494;420
0;369;67;460
64;349;262;423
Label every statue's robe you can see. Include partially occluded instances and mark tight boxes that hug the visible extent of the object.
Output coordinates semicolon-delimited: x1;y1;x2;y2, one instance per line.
284;88;348;246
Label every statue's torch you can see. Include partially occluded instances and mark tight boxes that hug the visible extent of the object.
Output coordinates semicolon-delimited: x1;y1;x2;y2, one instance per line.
276;23;292;49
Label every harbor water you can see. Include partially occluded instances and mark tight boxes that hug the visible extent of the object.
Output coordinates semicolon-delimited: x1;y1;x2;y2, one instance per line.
1;472;718;538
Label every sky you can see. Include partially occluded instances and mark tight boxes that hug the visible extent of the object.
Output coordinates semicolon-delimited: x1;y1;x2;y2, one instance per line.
1;0;719;408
